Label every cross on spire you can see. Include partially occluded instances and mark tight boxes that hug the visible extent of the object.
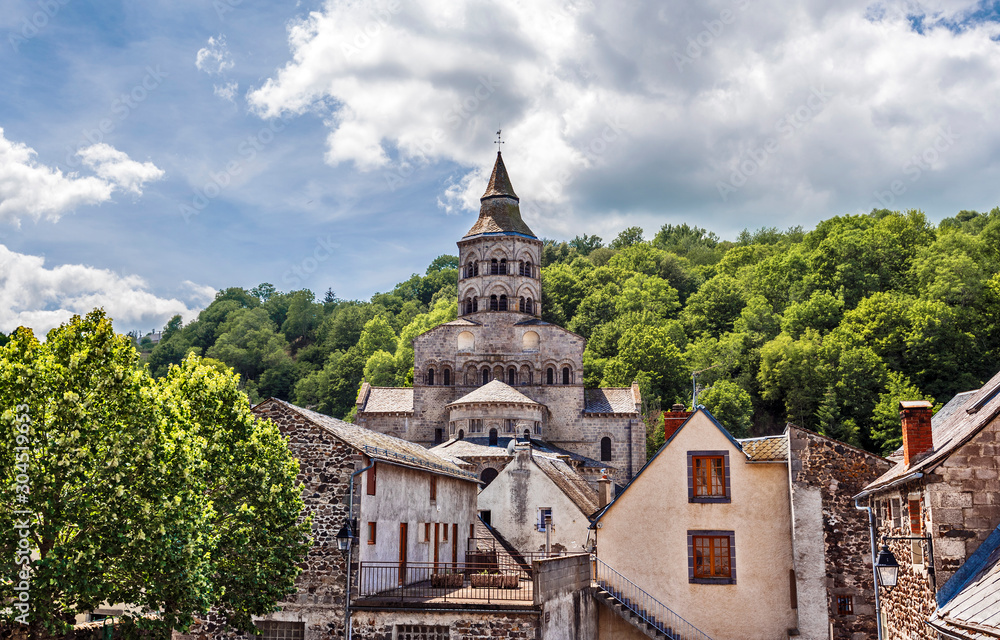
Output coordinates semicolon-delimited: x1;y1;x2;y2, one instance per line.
495;128;504;151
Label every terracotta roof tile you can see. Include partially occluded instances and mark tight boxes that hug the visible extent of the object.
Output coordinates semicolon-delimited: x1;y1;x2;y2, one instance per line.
738;435;788;462
584;388;639;414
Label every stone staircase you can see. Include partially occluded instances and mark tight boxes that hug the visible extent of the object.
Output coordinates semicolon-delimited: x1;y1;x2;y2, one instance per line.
593;558;713;640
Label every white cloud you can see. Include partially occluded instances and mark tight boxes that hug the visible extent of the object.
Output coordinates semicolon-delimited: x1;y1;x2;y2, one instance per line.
0;244;213;336
0;128;165;226
77;143;165;194
214;80;239;102
196;36;235;75
248;0;1000;237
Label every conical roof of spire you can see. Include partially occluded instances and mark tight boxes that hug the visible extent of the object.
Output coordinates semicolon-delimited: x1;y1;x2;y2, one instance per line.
481;151;518;200
464;152;535;238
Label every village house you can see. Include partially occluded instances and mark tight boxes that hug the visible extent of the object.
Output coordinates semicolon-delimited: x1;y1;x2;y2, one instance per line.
855;368;1000;638
590;409;890;640
354;151;645;484
475;444;602;556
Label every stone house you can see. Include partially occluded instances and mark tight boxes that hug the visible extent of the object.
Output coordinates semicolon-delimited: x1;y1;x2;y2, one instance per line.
854;368;1000;639
175;398;480;640
926;519;1000;636
590;409;890;640
475;444;603;556
355;152;645;482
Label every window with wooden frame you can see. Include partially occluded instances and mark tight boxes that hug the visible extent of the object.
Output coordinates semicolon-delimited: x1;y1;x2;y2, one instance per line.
429;476;437;503
366;462;377;496
442;524;448;541
909;497;922;534
836;595;853;615
688;531;735;584
890;497;901;529
367;522;376;545
418;522;431;543
687;451;731;503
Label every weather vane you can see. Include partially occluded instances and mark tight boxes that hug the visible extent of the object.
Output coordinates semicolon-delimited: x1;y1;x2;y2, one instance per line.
495;127;504;150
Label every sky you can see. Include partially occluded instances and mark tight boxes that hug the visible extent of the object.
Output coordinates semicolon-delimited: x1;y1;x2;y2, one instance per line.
2;0;1000;336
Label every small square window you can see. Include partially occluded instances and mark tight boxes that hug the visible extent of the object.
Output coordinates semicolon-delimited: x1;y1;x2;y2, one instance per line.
537;508;552;532
394;625;449;640
836;595;853;615
688;451;731;503
688;530;736;584
256;621;304;640
367;522;376;545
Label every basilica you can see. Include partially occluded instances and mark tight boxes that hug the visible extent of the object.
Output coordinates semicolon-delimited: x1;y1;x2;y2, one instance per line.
354;151;645;484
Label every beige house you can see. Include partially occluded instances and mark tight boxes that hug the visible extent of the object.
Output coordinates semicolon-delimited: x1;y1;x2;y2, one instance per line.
591;409;890;640
476;445;601;555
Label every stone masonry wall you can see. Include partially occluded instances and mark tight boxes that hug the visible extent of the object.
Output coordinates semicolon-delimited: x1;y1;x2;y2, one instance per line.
175;400;357;640
350;610;540;640
788;427;891;640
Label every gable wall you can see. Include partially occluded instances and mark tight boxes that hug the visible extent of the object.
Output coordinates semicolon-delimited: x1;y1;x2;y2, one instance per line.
596;412;795;640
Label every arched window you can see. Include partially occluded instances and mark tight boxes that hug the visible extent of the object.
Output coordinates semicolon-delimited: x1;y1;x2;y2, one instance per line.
472;297;478;312
490;295;498;311
465;262;474;278
499;258;507;275
481;467;499;486
525;261;533;278
458;429;465;440
482;367;490;385
601;437;612;462
443;369;451;386
546;367;554;385
489;428;498;446
563;367;570;385
518;261;525;276
464;297;473;315
523;429;531;441
499;295;508;311
508;367;516;385
522;331;539;351
427;368;435;385
526;298;534;315
474;262;479;276
519;296;525;312
491;259;499;275
458;331;474;352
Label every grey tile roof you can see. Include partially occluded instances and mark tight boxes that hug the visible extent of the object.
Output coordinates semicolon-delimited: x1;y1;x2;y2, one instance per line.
430;438;514;459
584;388;639;414
263;399;476;482
738;435;789;462
447;380;540;407
862;370;1000;494
928;524;1000;638
889;390;977;457
532;453;600;516
360;387;414;413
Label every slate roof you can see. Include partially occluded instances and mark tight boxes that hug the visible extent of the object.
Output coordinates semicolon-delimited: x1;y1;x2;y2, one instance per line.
889;390;977;458
584;388;639;414
533;453;600;516
928;522;1000;638
261;399;476;482
447;380;540;407
738;435;788;462
860;370;1000;494
430;436;610;471
464;152;536;238
359;387;414;413
481;151;518;200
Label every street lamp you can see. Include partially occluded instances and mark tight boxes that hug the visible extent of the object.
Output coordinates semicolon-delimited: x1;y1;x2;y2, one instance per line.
875;544;900;591
336;523;355;554
336;520;357;640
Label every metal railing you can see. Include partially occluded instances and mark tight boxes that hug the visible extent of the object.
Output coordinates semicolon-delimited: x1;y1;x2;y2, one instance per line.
594;557;713;640
357;559;533;603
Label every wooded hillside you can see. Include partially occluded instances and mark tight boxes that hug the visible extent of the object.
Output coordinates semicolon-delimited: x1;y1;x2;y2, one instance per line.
143;208;1000;456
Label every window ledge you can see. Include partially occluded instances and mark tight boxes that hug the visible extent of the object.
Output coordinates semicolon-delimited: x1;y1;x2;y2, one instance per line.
690;496;731;504
690;577;736;585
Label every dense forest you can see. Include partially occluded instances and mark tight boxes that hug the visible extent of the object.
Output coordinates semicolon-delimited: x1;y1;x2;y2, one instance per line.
130;208;1000;457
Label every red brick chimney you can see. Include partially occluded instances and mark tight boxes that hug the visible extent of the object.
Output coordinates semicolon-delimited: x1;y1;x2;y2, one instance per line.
663;403;692;441
900;400;934;467
597;472;613;509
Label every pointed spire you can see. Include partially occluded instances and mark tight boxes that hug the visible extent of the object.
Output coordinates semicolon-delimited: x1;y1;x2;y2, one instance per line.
481;151;518;201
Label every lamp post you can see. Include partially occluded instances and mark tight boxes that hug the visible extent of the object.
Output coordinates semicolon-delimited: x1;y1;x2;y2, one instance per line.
875;544;900;590
336;522;356;640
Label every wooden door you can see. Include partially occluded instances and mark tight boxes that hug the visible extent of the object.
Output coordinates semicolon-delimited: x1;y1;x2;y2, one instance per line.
398;523;408;585
433;523;440;571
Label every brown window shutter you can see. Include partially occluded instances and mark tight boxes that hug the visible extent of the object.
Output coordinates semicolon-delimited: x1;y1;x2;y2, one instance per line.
367;463;377;496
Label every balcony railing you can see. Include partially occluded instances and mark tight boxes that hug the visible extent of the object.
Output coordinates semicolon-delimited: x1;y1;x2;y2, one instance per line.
357;559;533;603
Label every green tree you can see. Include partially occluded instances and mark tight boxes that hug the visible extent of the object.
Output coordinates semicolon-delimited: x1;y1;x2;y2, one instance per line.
0;311;308;636
601;324;687;404
610;226;645;249
698;379;753;437
870;371;936;454
363;350;398;386
358;316;398;360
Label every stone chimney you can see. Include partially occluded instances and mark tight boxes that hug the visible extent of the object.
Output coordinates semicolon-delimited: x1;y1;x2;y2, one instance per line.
663;403;693;442
900;400;934;467
597;472;613;509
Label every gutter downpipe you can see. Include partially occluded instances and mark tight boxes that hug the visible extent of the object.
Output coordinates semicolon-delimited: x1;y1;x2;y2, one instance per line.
346;460;374;640
853;471;924;640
